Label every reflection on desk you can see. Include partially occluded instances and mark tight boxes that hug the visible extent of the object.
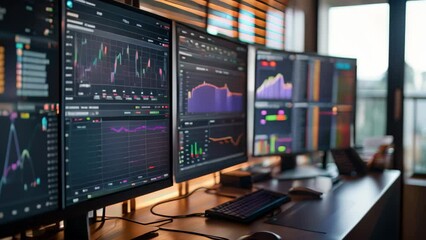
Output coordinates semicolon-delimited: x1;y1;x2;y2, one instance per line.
51;170;400;240
288;186;323;198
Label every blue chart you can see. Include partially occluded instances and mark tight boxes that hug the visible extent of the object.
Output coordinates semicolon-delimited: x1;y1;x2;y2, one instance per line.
72;32;168;99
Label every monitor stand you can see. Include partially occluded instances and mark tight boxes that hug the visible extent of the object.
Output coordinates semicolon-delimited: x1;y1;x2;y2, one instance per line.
64;212;158;240
275;154;330;180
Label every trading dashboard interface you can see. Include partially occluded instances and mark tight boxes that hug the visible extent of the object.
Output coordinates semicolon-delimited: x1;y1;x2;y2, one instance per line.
63;0;171;206
253;50;356;156
176;24;247;183
0;0;59;224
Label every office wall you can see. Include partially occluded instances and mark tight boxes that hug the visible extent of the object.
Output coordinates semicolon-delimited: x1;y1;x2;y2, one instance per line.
285;0;317;52
403;179;426;239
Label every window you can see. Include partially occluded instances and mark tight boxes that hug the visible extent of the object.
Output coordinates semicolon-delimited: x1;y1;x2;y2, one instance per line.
318;1;389;146
404;0;426;174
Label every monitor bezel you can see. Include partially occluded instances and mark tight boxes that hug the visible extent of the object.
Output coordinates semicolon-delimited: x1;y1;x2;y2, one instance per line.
174;22;249;183
252;48;357;157
61;0;174;216
0;0;64;237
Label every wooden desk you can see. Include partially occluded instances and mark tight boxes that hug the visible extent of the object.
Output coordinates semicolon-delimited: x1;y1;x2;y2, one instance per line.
83;170;401;240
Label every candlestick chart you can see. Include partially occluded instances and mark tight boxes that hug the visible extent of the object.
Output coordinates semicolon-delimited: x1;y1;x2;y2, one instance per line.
72;32;168;99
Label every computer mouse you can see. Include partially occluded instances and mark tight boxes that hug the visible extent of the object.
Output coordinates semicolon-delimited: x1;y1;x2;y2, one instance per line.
237;231;282;240
288;186;323;197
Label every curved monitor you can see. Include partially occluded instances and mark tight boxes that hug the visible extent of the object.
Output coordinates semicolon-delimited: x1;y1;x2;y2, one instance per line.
253;49;356;157
0;0;61;236
175;24;248;183
62;0;172;213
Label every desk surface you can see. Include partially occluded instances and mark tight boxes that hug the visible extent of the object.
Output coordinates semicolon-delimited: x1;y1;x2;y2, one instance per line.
82;170;401;240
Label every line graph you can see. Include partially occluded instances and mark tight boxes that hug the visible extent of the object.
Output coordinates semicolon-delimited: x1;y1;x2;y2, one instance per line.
0;107;58;219
110;125;167;133
187;82;243;113
64;118;170;205
208;125;245;160
1;113;38;196
209;133;243;146
1;150;37;193
179;123;245;169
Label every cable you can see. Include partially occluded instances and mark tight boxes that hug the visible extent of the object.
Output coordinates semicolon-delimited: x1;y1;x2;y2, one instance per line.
90;187;231;240
150;186;214;218
158;227;229;240
101;216;228;240
96;215;173;226
95;187;216;223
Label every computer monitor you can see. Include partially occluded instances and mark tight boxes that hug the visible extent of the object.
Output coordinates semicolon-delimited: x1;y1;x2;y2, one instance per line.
0;0;60;237
62;0;172;237
253;50;356;171
175;24;248;183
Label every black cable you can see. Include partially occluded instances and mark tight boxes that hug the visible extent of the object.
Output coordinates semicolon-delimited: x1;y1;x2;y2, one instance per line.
97;215;173;226
150;186;214;218
158;227;229;240
89;187;231;240
103;216;229;240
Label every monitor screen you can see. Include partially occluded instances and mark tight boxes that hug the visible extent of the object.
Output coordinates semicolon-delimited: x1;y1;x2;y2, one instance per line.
175;24;248;183
0;0;60;227
253;50;356;156
63;0;172;208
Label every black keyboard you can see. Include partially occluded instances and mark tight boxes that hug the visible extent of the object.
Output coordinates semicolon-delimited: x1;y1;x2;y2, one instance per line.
205;189;290;223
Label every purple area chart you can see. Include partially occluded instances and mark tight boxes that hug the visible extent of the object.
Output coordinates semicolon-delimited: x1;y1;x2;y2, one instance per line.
187;82;243;113
256;73;292;100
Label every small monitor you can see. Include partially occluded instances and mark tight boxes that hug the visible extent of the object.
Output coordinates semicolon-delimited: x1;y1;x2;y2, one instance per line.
253;50;356;157
62;0;172;213
329;57;357;150
175;24;248;183
0;0;60;235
